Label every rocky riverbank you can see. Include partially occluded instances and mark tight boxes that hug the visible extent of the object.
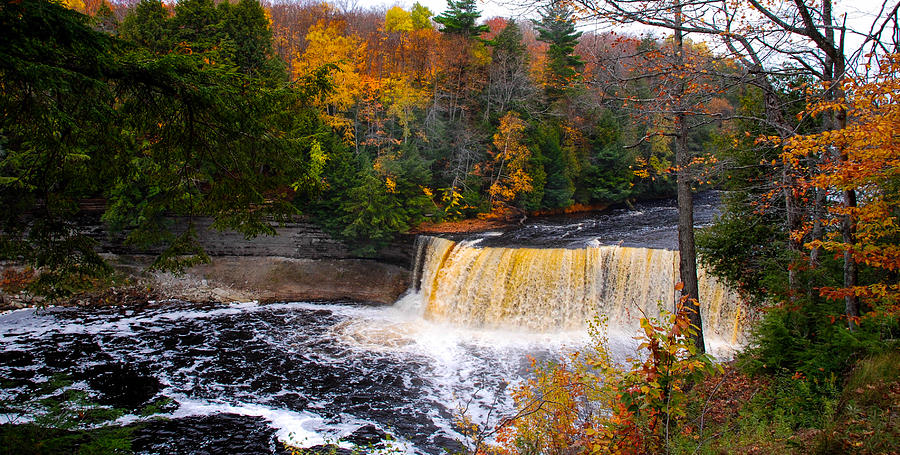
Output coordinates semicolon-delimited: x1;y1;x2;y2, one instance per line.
0;255;410;311
1;212;416;311
145;256;410;304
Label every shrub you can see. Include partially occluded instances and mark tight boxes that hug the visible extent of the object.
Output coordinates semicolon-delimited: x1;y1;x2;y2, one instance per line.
483;299;721;455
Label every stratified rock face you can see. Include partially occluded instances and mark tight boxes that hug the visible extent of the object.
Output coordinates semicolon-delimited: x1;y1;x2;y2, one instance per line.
76;214;415;305
190;257;411;305
81;214;415;266
138;256;410;305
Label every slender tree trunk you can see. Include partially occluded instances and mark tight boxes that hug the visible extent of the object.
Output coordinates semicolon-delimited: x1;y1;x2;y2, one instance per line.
842;187;859;329
783;165;801;294
808;183;826;267
748;69;802;295
676;129;704;353
834;65;859;331
822;2;859;330
673;0;705;353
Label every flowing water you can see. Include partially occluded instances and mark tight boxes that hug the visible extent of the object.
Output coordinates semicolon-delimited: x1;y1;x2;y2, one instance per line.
0;301;591;454
0;193;747;454
441;191;723;250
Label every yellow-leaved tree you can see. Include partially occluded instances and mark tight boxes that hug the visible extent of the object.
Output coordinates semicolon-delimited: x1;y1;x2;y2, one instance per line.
292;20;364;142
63;0;85;12
384;6;413;33
488;112;532;213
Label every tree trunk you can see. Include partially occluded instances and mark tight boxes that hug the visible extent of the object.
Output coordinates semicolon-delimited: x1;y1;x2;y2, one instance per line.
673;1;705;353
842;188;859;330
808;183;826;267
676;133;704;353
783;165;801;295
822;1;859;331
834;54;859;331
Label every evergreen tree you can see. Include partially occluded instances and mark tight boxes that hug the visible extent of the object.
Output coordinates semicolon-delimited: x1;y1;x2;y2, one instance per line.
433;0;488;37
219;0;282;78
0;0;120;296
533;1;584;100
491;20;526;59
119;0;171;53
0;0;338;295
583;111;633;203
170;0;221;52
332;152;432;255
534;125;574;208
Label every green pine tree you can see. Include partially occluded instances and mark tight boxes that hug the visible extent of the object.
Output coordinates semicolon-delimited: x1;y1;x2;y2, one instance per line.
219;0;283;79
534;125;574;208
0;0;340;296
533;1;584;100
119;0;172;53
433;0;489;37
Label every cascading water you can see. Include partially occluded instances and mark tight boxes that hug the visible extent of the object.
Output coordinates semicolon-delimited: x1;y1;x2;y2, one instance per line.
404;236;746;353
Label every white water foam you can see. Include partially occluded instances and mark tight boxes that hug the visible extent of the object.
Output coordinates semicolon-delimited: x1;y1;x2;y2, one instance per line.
4;301;572;453
170;398;341;448
315;297;599;443
0;291;731;454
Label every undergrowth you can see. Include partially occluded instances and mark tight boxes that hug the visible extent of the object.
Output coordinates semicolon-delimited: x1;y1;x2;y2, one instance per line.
458;301;900;455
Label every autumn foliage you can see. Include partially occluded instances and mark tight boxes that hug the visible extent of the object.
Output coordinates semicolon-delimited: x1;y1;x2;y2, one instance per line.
780;54;900;313
482;300;720;455
0;268;36;294
487;112;533;212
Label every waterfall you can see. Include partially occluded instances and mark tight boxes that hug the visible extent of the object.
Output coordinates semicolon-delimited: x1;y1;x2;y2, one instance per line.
405;236;747;349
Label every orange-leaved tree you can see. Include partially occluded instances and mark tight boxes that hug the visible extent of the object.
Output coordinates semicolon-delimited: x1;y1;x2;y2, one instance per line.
781;54;900;318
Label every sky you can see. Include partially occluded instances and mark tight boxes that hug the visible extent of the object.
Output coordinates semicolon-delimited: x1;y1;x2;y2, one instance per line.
368;0;895;40
364;0;895;63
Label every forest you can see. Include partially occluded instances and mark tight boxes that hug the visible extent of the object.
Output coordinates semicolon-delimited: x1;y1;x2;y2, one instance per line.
1;0;899;453
1;0;735;269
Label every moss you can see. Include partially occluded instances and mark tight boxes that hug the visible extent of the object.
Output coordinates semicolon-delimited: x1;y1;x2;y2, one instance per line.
0;424;133;455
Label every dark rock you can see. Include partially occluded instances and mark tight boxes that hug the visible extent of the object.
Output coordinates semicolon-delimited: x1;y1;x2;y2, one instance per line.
268;392;308;411
83;363;161;411
431;435;463;452
0;350;34;368
44;337;103;368
342;424;387;447
132;413;281;455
